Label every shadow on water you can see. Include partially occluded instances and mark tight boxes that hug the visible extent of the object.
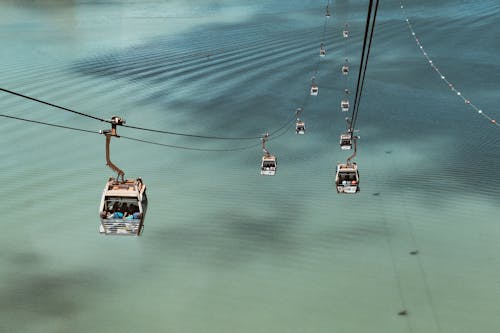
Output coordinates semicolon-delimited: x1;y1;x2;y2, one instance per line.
146;204;304;265
0;251;104;330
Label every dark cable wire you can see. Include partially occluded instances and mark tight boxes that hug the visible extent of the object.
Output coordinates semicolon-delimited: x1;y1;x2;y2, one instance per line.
350;0;373;133
0;86;291;141
269;121;295;141
121;123;262;140
351;0;379;131
120;135;262;152
0;113;101;134
0;113;262;152
0;88;109;123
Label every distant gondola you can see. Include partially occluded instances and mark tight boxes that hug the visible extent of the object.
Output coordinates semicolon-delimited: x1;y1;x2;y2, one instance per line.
310;81;319;96
296;120;305;134
342;64;349;75
261;154;277;176
343;25;349;38
260;133;277;176
320;43;326;57
339;133;353;150
341;99;350;112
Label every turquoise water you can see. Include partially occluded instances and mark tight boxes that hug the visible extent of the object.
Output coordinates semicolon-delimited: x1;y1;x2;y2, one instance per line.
1;1;500;332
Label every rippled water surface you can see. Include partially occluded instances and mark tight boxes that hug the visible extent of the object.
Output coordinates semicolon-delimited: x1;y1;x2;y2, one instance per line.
1;1;500;332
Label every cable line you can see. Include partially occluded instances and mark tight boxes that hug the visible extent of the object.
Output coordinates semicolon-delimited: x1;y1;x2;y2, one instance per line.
121;123;262;140
399;0;498;127
0;87;110;123
0;113;263;152
120;135;262;152
0;113;101;134
350;0;379;133
0;86;297;141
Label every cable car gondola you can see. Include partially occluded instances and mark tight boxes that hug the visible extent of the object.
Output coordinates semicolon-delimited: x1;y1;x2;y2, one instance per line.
98;116;148;236
343;25;349;38
325;5;331;18
296;119;305;134
341;99;350;112
260;133;277;176
261;154;277;176
335;163;360;194
310;77;319;96
342;61;349;75
339;133;353;150
295;108;305;135
320;43;326;57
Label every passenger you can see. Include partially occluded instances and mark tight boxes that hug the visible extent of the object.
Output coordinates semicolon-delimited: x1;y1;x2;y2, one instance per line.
128;204;138;215
120;202;129;218
105;202;121;218
125;212;141;220
104;204;113;218
113;211;124;219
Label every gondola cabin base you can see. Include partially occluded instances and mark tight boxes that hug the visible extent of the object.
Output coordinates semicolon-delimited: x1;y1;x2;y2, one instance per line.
335;163;360;194
296;121;305;135
342;65;349;75
320;49;326;57
99;178;148;236
261;155;277;176
343;30;349;38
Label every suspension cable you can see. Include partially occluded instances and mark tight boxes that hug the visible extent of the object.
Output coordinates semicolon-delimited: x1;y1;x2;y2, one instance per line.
399;0;498;127
0;88;110;123
121;123;262;140
0;113;101;134
0;86;295;141
349;0;379;134
120;136;262;152
0;113;262;152
350;0;372;133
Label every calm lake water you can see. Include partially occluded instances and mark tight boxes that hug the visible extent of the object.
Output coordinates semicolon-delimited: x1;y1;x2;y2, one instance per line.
1;0;499;332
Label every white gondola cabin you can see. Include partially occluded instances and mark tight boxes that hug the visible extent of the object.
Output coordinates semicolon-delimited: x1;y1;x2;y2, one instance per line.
342;64;349;75
320;44;326;57
339;133;353;150
335;163;360;194
296;120;305;134
341;99;350;112
325;6;331;18
261;154;277;176
99;177;148;236
343;29;349;38
310;83;319;96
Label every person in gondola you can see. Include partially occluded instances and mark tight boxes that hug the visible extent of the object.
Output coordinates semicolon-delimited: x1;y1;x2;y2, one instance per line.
126;211;141;220
124;204;139;220
113;211;124;219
